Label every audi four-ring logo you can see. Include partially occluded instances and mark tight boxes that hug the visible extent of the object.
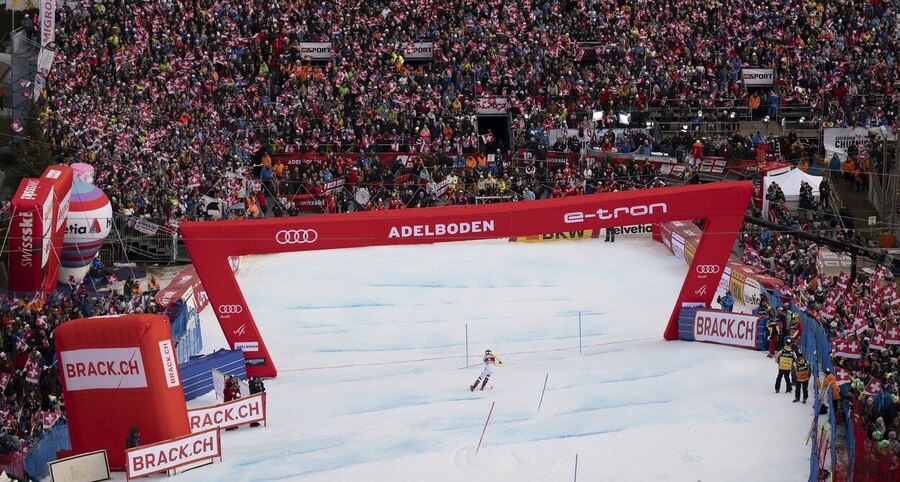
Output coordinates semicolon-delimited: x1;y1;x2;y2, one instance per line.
695;265;721;274
218;305;244;314
275;229;318;244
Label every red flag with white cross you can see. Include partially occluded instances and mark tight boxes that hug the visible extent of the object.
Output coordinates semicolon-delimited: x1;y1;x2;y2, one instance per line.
863;377;883;396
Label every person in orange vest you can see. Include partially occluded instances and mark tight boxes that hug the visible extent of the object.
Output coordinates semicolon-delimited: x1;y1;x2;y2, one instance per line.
146;275;160;291
792;354;810;403
818;367;842;413
748;92;761;113
245;195;260;218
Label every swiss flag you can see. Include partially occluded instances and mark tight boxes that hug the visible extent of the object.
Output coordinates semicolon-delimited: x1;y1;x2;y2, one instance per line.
41;410;60;429
832;336;862;359
869;327;887;351
863;377;883;396
851;317;868;335
24;357;41;384
10;119;23;133
0;372;10;390
837;272;850;290
885;324;900;345
835;367;851;386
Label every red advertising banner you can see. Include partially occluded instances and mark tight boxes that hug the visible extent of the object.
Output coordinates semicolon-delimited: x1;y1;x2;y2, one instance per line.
271;152;415;169
515;149;579;167
181;182;754;377
7;178;55;293
155;257;241;311
40;165;74;294
276;194;334;213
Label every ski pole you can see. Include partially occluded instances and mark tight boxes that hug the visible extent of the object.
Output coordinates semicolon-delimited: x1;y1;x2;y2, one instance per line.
538;374;549;412
574;453;578;482
475;401;496;456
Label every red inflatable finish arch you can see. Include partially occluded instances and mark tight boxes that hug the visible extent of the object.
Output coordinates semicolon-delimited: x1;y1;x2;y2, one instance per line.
180;182;754;377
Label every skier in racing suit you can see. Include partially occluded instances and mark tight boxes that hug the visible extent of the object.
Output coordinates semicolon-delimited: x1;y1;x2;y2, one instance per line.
470;350;502;391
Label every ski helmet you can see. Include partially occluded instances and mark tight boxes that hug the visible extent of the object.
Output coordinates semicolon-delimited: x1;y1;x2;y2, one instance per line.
485;349;492;355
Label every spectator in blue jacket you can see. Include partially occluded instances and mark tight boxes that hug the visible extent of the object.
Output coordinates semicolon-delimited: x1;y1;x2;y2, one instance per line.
718;290;735;311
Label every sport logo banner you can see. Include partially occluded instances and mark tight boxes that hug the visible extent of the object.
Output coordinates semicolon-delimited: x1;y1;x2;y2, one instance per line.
59;347;148;391
741;68;775;86
299;42;332;60
404;41;434;60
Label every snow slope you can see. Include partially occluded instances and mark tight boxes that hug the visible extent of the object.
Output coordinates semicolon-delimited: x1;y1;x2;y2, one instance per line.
149;237;812;481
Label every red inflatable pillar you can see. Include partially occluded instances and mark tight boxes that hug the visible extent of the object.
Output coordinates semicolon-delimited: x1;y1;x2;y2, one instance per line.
55;315;190;469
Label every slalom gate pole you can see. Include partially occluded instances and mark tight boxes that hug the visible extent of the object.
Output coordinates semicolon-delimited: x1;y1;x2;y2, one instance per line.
475;401;496;456
466;324;469;366
578;312;582;355
574;453;578;481
537;374;549;412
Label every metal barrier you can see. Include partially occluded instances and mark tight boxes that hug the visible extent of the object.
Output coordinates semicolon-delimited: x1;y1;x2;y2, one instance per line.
114;214;179;262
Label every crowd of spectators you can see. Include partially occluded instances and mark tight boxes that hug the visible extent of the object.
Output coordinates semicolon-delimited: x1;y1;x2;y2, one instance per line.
38;0;898;228
746;172;899;474
0;277;158;458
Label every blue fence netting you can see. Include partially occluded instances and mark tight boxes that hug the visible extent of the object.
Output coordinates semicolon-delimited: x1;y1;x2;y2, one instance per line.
179;349;248;401
25;422;71;482
169;301;204;364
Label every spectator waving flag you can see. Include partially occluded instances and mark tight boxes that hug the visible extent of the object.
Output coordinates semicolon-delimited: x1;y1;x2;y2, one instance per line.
834;367;851;386
24;357;41;384
851;316;868;335
863;377;883;396
885;324;900;345
480;133;495;144
0;372;10;390
831;336;862;359
41;410;61;429
11;119;23;133
869;326;887;351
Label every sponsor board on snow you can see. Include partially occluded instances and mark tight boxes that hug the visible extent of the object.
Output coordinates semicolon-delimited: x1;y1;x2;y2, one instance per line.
126;428;221;478
693;310;760;348
188;393;266;432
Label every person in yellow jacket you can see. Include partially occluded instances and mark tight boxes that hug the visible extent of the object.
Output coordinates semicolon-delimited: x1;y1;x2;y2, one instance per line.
775;340;796;393
792;354;810;403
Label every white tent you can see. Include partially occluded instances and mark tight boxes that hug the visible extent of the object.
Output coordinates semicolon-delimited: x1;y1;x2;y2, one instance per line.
762;168;823;218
